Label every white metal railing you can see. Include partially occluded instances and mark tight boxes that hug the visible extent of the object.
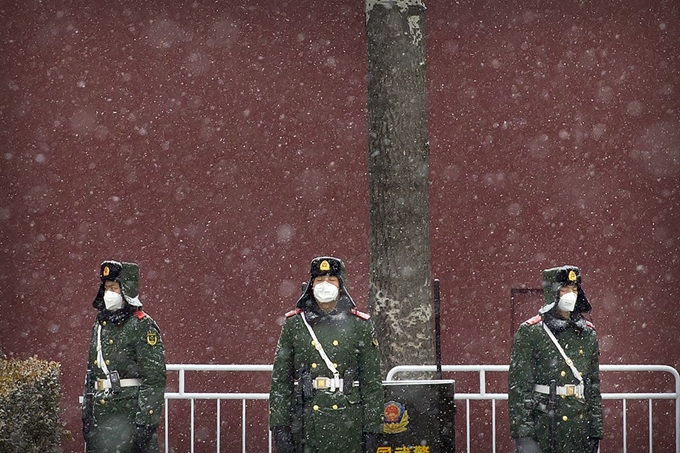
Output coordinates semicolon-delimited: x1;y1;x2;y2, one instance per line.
163;363;680;453
387;364;680;453
164;364;272;453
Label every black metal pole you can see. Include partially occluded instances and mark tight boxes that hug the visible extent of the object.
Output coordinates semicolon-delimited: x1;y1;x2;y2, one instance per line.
433;278;442;380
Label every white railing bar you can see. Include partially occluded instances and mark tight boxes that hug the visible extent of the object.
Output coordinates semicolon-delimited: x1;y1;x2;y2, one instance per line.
179;369;185;395
492;399;497;453
163;391;675;401
648;399;653;453
602;393;679;399
386;364;509;380
623;398;627;453
450;392;678;400
385;364;680;380
466;399;471;453
164;402;169;453
194;391;680;401
217;399;221;453
166;364;273;372
190;399;195;453
166;392;270;400
242;400;247;453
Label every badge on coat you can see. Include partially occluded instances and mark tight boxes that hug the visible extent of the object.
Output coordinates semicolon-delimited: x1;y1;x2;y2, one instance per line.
147;331;158;346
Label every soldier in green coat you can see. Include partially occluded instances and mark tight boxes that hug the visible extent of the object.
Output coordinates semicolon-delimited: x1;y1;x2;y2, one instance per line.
269;257;384;453
82;261;166;453
509;265;603;453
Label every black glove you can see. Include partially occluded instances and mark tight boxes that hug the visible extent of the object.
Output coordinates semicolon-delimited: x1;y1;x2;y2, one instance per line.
515;437;541;453
131;424;155;453
588;438;600;453
81;395;95;441
272;426;295;453
361;432;378;453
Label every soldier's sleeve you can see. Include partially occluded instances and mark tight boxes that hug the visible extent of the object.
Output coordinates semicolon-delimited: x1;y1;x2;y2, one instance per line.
357;318;384;434
508;323;537;439
586;332;604;439
269;317;296;428
134;315;167;427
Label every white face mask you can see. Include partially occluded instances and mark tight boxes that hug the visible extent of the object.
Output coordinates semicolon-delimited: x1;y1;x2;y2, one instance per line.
104;291;124;311
313;281;339;304
558;291;578;312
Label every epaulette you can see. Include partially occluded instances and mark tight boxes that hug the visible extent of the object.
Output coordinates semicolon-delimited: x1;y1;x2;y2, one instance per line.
524;314;542;326
285;308;303;318
586;320;596;330
135;310;147;320
350;308;370;320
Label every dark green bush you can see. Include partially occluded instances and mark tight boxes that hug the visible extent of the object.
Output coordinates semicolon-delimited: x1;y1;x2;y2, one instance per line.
0;357;62;452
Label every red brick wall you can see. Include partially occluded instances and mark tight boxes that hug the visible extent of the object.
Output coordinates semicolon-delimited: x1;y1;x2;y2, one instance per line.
1;1;677;451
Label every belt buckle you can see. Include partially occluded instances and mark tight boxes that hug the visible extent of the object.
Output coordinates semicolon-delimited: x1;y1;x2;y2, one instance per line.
565;384;575;396
313;377;329;389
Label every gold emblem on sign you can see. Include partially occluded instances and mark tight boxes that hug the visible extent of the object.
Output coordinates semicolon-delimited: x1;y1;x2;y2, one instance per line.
146;331;158;346
383;401;409;434
320;260;330;271
103;266;110;277
568;270;577;281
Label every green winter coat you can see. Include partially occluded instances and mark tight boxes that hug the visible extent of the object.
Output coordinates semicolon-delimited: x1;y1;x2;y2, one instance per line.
508;310;604;452
83;308;166;453
269;299;384;453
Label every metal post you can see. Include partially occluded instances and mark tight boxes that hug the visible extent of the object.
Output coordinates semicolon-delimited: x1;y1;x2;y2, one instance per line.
242;400;247;452
217;399;221;453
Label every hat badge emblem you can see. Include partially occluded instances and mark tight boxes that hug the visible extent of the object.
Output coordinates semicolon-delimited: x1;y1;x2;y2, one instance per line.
568;270;577;281
103;266;110;277
320;260;330;271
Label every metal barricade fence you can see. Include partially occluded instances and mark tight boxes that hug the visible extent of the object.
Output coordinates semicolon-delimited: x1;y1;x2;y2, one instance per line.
163;364;680;453
386;365;680;453
164;364;272;453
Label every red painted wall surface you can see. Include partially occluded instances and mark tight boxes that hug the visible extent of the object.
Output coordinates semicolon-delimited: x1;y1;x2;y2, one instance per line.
1;1;678;451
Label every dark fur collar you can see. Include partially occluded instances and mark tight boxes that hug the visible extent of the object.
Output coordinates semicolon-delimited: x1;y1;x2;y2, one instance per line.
97;305;133;324
543;310;588;333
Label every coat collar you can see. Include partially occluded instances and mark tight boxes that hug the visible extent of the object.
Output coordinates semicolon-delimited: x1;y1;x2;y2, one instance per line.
542;309;588;333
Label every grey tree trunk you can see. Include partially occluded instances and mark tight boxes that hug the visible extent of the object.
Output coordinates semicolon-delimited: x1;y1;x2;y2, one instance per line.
365;0;433;377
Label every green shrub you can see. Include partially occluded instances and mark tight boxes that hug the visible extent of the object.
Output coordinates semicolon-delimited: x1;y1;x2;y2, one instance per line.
0;357;62;452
